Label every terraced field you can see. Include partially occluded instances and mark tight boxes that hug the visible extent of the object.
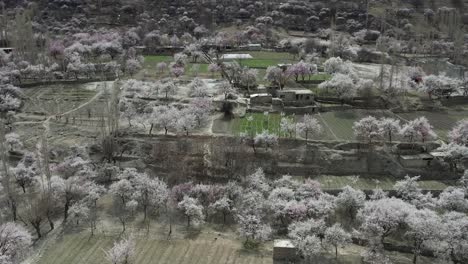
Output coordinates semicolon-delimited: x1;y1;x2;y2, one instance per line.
21;82;108;117
35;226;440;264
315;175;451;191
37;230;273;264
394;110;468;140
216;108;467;142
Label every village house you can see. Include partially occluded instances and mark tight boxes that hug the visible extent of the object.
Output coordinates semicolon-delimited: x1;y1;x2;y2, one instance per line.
277;89;315;106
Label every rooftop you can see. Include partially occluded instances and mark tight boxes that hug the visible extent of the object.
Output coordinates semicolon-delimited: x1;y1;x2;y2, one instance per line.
279;89;314;95
274;239;295;248
221;54;253;60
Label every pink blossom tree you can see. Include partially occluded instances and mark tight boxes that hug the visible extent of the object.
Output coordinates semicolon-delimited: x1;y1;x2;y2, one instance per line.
170;66;185;78
400;117;437;143
156;62;167;75
208;63;220;78
48;40;65;60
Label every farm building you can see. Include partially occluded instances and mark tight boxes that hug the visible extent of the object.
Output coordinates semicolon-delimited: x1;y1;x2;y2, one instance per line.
399;153;434;168
250;93;272;105
273;239;297;261
278;89;315;106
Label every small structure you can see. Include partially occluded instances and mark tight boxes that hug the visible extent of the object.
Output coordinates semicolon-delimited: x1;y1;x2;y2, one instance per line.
278;89;315;106
399;153;434;168
221;54;253;60
0;47;14;54
239;44;262;51
250;93;272;105
273;239;297;261
277;63;292;71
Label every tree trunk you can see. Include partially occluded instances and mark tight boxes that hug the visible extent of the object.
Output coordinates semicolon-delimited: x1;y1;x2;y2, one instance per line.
121;220;126;233
143;204;148;221
64;199;70;222
47;213;55;231
32;221;42;238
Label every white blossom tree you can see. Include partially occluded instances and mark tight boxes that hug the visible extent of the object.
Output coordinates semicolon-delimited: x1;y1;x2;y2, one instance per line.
189;97;212;127
12;152;38;193
448;119;468;146
239;68;258;94
178;196;204;228
0;222;32;263
432;212;468;264
435;143;468;171
296;114;322;141
132;173;168;222
109;178;136;232
187;78;208;97
318;73;356;99
216;81;235;100
405;208;440;264
288;218;327;244
295;235;321;260
4;133;22;152
323;57;354;75
280;115;296;138
336;186;366;222
324;223;351;259
174;110;197;136
150;105;179;135
358;198;414;245
353;116;382;144
264;66;291;89
420;74;462;99
161;80;178;99
437;187;468;212
237;213;271;246
105;236;135;264
209;196;233;225
378;118;401;143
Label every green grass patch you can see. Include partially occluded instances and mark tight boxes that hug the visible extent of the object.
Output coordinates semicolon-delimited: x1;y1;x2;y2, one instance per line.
226;51;298;69
233;113;294;137
310;73;331;81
